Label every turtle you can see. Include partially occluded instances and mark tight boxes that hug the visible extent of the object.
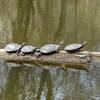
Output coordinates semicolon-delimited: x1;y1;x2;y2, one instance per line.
64;42;87;53
20;45;37;55
36;41;64;57
4;43;25;55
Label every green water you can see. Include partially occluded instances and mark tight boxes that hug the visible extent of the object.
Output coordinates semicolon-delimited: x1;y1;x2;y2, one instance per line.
0;0;100;100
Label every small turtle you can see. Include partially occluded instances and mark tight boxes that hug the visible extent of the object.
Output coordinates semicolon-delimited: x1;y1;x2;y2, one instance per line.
20;45;37;55
4;43;25;54
36;41;64;57
64;42;87;53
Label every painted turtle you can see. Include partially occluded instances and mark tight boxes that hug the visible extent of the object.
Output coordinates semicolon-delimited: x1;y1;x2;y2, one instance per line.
36;41;64;57
4;43;25;55
64;42;87;53
20;45;37;55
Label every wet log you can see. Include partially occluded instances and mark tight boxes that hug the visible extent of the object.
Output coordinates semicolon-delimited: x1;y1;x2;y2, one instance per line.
0;49;99;70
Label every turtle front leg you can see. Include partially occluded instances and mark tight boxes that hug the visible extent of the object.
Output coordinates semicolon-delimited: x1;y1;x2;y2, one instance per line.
18;52;25;56
34;52;43;58
17;50;20;56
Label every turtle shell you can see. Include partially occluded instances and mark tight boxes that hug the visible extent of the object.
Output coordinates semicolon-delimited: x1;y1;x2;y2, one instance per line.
21;45;36;54
4;43;21;53
64;43;83;52
40;44;59;54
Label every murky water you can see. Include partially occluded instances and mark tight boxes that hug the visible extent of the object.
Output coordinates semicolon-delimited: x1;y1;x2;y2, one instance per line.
0;0;100;100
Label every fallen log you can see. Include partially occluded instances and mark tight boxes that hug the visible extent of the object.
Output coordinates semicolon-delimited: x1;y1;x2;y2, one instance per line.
0;49;99;69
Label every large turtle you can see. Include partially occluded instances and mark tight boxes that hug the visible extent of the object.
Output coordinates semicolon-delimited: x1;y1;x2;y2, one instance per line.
20;45;37;55
4;43;25;55
64;42;87;53
36;41;64;57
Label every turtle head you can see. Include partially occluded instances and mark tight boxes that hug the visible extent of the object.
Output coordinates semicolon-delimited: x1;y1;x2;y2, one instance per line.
59;41;64;46
36;48;40;52
21;42;26;46
83;42;87;46
58;41;64;51
17;42;26;56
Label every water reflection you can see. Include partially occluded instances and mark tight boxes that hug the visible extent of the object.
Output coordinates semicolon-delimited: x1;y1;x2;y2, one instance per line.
37;69;52;100
0;63;100;100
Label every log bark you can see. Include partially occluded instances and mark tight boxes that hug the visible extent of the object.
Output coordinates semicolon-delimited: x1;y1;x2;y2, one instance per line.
0;49;99;69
